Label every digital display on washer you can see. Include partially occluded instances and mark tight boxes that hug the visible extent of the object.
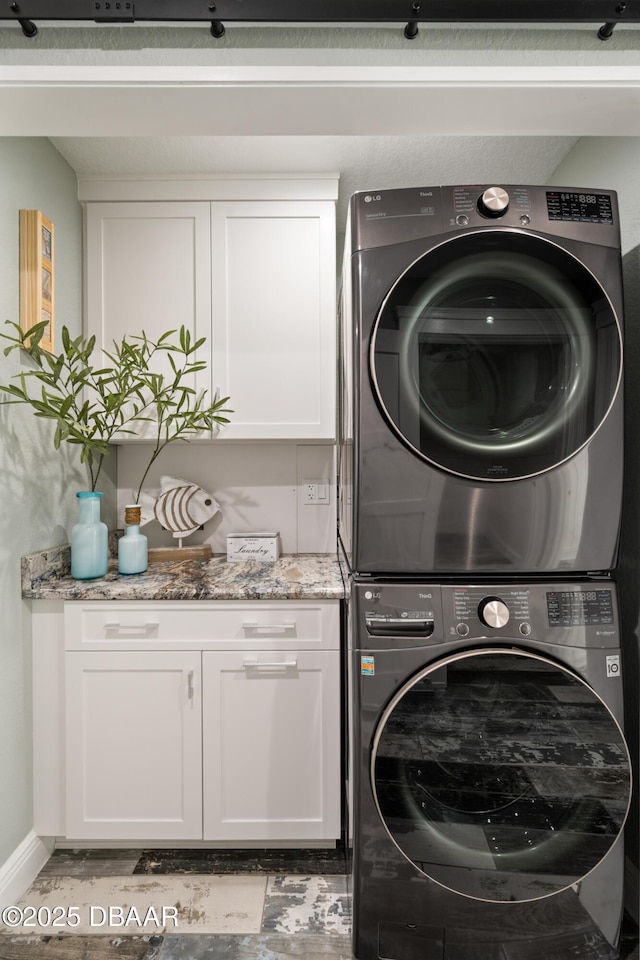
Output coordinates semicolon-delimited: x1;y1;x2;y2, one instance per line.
547;590;614;627
546;191;613;224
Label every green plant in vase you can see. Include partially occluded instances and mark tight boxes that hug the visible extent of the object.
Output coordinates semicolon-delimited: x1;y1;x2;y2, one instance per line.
0;319;232;578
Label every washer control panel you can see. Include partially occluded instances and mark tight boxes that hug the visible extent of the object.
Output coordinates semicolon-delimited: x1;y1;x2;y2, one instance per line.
546;589;615;627
354;582;619;650
442;582;619;648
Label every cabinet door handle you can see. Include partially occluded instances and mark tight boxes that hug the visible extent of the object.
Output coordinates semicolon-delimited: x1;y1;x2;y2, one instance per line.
241;621;295;632
104;621;159;634
243;658;298;670
187;670;194;700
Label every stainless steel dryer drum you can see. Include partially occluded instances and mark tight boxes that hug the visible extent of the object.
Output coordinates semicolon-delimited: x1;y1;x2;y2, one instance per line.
338;184;624;575
349;580;631;960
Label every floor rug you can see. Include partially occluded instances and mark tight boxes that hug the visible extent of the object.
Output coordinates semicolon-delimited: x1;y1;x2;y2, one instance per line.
1;875;267;936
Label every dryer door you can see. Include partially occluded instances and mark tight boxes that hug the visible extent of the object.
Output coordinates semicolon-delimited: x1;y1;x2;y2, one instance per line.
370;230;622;481
371;648;631;903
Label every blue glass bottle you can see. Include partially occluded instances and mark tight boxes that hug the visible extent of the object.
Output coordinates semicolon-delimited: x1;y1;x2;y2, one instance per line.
118;504;148;575
71;492;109;580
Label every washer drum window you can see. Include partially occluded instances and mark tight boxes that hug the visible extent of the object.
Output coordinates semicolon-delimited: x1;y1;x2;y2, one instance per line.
371;649;631;903
370;231;622;481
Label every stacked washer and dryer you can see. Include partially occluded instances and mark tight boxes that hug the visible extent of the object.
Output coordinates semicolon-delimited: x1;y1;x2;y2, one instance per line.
338;184;632;960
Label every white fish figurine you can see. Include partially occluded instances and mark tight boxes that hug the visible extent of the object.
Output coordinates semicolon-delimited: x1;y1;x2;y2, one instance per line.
138;476;221;545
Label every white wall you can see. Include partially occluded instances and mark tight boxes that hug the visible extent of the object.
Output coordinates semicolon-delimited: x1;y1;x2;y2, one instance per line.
0;138;112;867
117;442;336;554
548;138;640;255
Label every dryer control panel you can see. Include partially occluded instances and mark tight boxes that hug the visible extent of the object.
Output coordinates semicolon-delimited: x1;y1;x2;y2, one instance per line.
350;183;620;253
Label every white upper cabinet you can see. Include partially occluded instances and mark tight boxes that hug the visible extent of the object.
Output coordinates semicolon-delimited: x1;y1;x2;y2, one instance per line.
84;178;338;440
211;201;336;439
85;201;212;440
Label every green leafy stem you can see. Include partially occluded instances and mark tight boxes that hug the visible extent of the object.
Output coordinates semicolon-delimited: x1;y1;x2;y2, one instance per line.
0;320;232;500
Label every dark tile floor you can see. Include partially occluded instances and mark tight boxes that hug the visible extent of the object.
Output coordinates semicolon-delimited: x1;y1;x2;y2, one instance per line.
0;848;637;960
0;849;353;960
132;848;349;876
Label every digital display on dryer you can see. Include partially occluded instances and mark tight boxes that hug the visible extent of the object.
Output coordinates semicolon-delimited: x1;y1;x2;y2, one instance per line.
546;191;613;224
547;590;615;627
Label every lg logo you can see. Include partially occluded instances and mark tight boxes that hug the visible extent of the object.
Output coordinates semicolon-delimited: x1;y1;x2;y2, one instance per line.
364;195;382;203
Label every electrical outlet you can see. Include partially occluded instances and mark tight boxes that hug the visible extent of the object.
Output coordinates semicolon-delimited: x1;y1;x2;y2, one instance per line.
303;479;331;505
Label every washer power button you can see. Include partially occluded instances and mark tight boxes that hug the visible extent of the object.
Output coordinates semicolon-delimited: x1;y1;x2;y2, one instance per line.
456;622;470;637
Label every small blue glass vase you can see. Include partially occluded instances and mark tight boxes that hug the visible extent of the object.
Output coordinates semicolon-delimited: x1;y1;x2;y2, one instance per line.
118;504;148;576
71;492;109;580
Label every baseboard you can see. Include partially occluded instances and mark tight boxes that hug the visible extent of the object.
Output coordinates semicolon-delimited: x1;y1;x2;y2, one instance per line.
625;857;639;924
0;832;53;907
55;838;337;849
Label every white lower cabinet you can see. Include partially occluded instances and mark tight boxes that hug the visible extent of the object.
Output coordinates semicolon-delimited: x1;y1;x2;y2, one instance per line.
65;651;203;841
202;650;340;841
34;600;342;843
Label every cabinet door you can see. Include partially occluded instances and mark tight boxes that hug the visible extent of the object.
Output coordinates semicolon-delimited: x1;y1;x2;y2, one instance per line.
85;202;213;439
211;201;336;439
66;651;202;840
203;649;341;841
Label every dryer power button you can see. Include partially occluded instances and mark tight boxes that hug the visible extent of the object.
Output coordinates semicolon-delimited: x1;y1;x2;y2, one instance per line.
479;597;510;629
478;186;510;218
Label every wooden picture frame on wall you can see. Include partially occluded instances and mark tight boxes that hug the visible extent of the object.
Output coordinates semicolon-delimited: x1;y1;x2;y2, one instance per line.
19;209;55;353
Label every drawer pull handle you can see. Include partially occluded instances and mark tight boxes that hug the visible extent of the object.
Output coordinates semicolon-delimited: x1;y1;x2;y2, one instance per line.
241;621;295;632
243;658;298;670
104;622;159;634
187;670;194;700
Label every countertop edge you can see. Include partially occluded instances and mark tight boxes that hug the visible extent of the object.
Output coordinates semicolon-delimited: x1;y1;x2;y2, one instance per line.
22;549;346;602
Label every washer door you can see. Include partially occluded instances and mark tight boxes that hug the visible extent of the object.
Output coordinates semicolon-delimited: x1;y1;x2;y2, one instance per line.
372;648;631;903
370;230;622;481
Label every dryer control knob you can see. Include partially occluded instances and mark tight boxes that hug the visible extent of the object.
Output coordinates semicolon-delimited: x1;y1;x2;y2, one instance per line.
479;597;510;629
478;187;510;218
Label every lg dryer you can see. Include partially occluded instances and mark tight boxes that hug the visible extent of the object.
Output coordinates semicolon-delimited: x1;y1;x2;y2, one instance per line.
338;185;624;575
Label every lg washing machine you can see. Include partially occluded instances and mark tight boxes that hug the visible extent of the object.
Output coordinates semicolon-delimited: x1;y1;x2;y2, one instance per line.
338;184;624;576
350;579;631;960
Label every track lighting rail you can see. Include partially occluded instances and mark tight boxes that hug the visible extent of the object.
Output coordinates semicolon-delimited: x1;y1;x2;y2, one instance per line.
1;0;637;41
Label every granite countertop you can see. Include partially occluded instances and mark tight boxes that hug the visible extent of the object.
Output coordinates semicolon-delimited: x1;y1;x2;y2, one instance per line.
22;545;346;602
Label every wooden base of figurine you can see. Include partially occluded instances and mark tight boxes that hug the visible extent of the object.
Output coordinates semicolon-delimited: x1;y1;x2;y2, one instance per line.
148;544;213;564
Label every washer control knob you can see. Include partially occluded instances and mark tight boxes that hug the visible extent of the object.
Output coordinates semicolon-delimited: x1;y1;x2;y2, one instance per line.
478;186;510;218
479;597;510;629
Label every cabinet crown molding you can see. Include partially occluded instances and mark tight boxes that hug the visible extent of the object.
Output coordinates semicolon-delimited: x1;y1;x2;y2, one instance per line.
78;174;340;203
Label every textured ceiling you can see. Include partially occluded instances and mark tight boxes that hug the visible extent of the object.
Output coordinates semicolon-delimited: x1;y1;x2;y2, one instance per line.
50;134;578;232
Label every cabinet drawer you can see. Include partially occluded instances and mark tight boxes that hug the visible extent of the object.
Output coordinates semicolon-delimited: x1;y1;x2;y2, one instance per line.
64;600;340;651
